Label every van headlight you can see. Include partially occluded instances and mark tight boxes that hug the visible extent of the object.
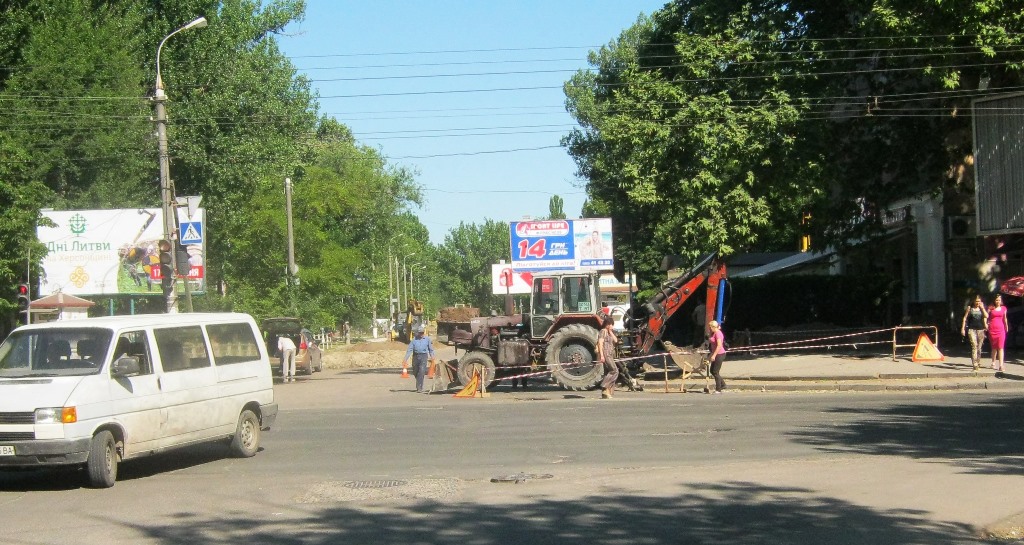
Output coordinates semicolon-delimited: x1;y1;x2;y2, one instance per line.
35;407;77;424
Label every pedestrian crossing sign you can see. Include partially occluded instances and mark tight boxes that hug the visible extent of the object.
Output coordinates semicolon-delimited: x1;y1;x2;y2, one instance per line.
180;221;203;244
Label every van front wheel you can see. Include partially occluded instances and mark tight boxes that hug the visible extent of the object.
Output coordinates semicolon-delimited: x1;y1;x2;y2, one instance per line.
86;430;118;488
230;409;260;458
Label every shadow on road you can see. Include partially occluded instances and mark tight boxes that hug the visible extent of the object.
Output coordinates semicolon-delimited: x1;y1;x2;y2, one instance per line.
124;481;980;545
789;395;1024;475
0;442;241;491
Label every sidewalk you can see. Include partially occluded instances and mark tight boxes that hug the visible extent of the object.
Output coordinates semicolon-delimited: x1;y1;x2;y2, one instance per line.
640;346;1024;393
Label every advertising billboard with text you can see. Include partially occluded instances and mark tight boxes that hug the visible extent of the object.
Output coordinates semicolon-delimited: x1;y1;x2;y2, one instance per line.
509;218;613;271
38;208;206;297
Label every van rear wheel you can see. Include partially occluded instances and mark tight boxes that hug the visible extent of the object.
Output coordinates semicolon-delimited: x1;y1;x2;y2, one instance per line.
86;430;117;488
230;410;260;458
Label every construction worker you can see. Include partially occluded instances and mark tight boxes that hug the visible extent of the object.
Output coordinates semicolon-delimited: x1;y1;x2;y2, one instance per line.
401;326;435;393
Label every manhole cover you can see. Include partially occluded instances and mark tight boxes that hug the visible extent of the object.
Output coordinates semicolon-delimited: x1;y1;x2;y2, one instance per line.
343;480;408;489
490;473;554;484
298;478;461;503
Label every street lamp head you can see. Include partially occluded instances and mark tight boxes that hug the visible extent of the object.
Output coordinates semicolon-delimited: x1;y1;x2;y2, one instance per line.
184;17;208;30
156;16;210;94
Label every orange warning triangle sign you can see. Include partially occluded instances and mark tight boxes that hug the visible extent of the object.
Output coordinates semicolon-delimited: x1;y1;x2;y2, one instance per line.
453;371;479;398
912;333;944;362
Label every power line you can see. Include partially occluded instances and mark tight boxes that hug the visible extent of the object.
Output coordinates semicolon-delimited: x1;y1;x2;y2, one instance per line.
388;145;563;159
424;187;586;195
5;41;1022;85
281;33;1024;59
287;45;597;59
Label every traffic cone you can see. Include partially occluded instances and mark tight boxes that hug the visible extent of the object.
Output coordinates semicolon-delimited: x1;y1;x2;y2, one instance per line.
401;364;410;379
427;359;436;379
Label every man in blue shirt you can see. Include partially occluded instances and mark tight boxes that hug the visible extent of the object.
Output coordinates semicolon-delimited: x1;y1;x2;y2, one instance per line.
402;326;435;393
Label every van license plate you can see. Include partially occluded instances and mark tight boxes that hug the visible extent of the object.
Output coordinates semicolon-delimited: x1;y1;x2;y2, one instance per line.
0;445;14;456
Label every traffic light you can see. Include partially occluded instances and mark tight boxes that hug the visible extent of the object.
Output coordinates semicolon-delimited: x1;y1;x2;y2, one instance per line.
16;283;29;312
175;242;190;276
157;239;174;294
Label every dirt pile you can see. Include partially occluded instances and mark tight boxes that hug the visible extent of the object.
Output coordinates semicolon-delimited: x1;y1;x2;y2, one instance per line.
321;340;409;369
438;306;479;322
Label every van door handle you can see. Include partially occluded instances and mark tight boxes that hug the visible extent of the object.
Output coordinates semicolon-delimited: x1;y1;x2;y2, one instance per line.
157;377;162;390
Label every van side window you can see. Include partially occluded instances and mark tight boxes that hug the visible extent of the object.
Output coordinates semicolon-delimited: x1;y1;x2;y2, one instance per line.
112;331;153;375
206;323;261;366
154;326;211;372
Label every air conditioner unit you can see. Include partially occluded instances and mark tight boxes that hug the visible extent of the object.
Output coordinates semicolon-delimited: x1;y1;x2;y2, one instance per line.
947;216;977;239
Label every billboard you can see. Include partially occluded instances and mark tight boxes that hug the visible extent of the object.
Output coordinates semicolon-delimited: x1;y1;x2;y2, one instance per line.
38;208;206;297
509;218;613;271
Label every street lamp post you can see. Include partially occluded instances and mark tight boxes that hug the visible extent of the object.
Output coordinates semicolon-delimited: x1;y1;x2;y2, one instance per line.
409;263;421;301
401;252;416;309
154;16;207;313
387;250;395;318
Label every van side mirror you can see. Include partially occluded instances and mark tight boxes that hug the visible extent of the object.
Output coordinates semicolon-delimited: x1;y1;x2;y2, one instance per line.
111;356;141;377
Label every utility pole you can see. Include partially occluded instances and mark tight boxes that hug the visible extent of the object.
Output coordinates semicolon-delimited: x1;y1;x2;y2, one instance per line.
396;255;402;311
285;177;297;315
387;249;394;318
25;247;32;325
153;16;207;314
410;266;415;301
154;91;178;314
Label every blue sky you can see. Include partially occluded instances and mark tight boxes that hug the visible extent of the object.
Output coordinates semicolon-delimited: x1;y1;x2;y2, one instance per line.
277;1;667;244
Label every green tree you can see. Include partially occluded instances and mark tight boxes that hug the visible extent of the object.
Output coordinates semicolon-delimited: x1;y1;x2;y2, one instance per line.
547;195;566;219
564;0;1024;289
0;0;154;207
0;0;156;321
0;0;434;333
435;220;511;313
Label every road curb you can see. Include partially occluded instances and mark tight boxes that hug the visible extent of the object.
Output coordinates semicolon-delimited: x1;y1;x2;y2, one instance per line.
640;377;1024;393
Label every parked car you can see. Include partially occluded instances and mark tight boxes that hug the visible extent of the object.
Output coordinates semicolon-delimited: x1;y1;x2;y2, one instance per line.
261;318;322;375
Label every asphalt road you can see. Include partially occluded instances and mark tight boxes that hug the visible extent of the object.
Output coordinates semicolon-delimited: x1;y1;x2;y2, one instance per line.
3;372;1024;545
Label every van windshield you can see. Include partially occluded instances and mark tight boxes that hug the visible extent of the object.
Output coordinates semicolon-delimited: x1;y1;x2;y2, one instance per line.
0;328;113;378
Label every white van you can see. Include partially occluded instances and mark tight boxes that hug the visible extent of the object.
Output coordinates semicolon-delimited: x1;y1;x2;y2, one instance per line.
0;312;278;488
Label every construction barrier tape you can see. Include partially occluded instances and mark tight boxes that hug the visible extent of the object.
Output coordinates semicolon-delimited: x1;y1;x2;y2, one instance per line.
443;326;915;384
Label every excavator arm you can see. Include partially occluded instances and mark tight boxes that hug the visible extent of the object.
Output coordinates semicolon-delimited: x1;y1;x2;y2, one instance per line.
634;253;727;355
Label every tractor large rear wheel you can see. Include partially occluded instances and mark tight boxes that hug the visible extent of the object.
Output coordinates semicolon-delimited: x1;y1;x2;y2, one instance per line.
546;323;602;391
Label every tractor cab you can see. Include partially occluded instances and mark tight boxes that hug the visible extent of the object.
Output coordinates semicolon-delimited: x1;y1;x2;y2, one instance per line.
528;272;602;339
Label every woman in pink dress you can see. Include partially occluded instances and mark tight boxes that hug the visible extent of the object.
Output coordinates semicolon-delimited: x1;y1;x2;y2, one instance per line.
989;295;1010;372
708;320;727;393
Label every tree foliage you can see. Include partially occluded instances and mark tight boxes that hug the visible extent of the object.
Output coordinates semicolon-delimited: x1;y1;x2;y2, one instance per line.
565;0;1024;291
547;195;566;219
435;220;511;313
0;0;431;331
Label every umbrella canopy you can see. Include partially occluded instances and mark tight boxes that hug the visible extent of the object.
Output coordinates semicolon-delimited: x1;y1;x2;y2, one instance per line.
1001;276;1024;298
